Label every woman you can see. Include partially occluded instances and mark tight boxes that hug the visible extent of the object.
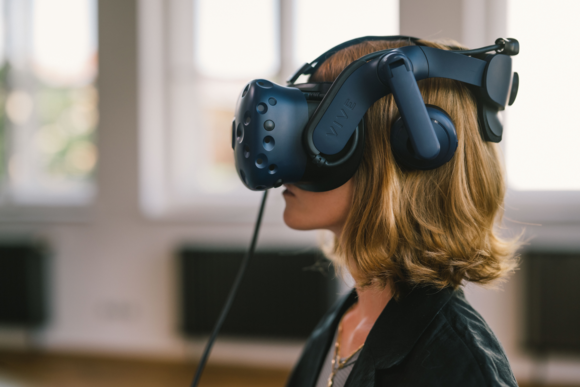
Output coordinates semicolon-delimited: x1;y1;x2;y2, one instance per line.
283;38;520;387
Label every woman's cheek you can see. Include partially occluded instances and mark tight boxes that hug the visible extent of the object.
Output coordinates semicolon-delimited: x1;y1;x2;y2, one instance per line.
282;181;353;232
282;197;318;230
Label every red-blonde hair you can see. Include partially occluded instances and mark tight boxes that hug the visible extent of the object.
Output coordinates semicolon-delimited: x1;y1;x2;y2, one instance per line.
311;39;520;297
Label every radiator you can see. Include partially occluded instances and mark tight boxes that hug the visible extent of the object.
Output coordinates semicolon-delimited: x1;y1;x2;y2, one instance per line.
525;252;580;354
179;248;339;339
0;241;48;327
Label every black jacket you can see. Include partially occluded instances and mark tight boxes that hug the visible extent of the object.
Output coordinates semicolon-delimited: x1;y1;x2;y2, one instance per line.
286;286;518;387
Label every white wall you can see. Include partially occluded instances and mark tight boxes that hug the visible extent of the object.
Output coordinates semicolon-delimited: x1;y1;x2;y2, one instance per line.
0;0;579;384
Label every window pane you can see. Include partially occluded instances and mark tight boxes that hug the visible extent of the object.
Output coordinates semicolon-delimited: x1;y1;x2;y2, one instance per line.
33;0;97;87
2;0;98;204
293;0;399;66
184;0;279;199
193;0;279;80
506;0;580;190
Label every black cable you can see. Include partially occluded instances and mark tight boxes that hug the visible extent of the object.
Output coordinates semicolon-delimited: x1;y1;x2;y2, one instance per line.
189;190;269;387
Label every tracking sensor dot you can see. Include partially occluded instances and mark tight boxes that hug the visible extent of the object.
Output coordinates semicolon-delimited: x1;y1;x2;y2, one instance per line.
273;179;283;188
256;80;273;89
236;123;244;143
243;145;250;158
256;103;268;114
268;164;277;174
263;136;275;151
244;111;251;126
255;154;268;169
268;97;277;106
264;120;275;131
242;83;250;97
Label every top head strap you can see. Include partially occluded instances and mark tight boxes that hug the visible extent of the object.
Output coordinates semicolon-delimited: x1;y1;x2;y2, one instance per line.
302;43;515;157
287;35;420;84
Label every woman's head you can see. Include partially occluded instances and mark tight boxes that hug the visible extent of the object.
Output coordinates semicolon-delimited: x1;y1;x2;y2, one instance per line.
282;38;520;296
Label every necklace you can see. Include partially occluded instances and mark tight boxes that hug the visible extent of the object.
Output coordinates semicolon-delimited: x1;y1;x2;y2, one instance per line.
327;305;364;387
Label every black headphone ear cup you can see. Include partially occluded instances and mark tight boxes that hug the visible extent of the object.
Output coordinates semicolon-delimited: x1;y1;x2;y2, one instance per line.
391;105;458;170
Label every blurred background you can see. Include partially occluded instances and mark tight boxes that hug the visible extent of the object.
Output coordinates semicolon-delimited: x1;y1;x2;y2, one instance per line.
0;0;578;386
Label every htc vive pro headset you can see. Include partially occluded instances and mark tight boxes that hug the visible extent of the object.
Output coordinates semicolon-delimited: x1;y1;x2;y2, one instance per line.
232;36;519;192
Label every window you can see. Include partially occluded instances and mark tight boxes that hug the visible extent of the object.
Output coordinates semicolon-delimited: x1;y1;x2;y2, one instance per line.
139;0;399;217
293;0;399;67
499;0;580;226
506;0;580;191
190;0;280;197
0;0;98;206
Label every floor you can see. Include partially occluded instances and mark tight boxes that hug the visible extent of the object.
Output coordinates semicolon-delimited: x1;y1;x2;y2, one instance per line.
0;352;291;387
1;351;579;387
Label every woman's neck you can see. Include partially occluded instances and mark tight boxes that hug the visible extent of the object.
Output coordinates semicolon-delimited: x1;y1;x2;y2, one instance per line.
338;282;393;358
355;284;393;322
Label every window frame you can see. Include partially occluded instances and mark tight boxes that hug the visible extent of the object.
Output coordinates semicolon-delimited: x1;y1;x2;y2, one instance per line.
0;0;97;224
501;0;580;229
138;0;290;222
138;0;580;234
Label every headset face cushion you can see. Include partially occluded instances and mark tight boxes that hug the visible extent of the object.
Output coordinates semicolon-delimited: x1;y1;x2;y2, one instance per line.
296;122;365;192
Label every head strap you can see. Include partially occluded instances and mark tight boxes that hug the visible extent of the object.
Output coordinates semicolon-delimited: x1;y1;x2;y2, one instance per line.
287;35;420;84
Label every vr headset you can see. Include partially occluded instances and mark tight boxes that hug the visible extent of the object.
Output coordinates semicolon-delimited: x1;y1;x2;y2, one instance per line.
232;36;519;192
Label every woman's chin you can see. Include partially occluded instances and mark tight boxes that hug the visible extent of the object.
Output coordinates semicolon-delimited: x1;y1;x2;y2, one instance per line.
283;209;339;233
283;208;317;231
283;209;307;230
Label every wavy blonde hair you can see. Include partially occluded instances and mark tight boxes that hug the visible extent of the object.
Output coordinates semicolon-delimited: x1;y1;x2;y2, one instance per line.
311;39;520;297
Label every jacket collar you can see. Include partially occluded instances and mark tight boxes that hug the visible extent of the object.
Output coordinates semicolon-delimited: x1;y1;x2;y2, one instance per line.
344;285;457;387
285;285;456;387
365;285;456;369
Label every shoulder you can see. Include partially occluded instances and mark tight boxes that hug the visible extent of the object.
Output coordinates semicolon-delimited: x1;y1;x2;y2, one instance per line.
379;289;517;387
441;290;516;381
